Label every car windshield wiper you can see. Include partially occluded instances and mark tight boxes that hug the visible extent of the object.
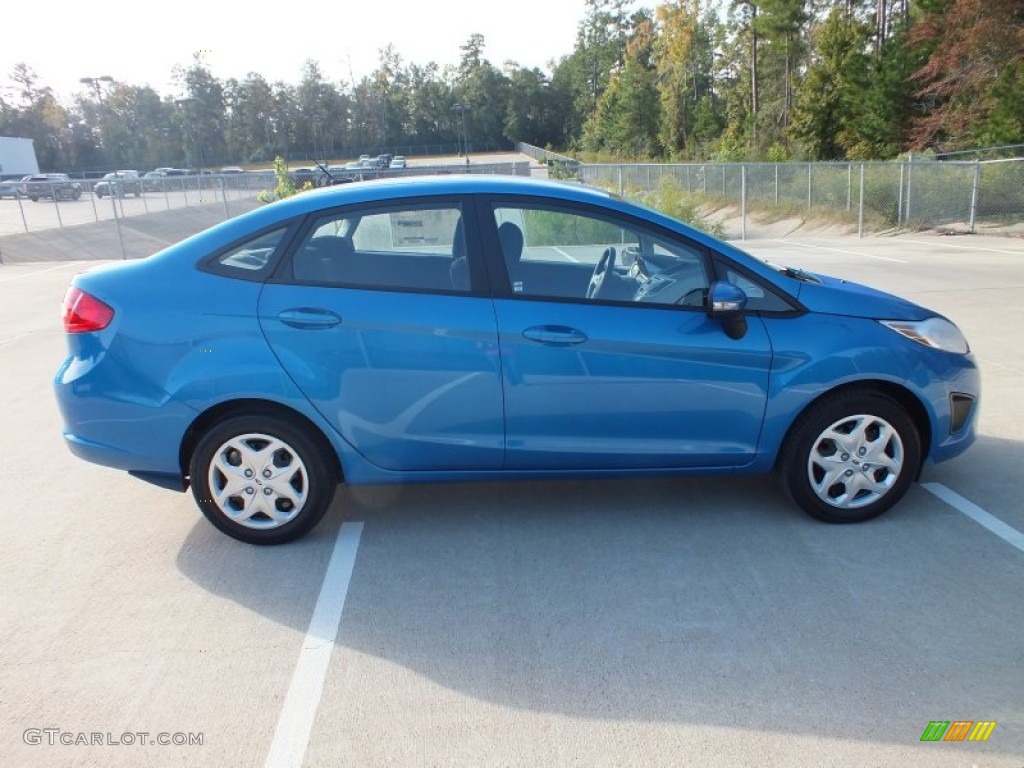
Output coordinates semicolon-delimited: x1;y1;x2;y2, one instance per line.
780;266;821;284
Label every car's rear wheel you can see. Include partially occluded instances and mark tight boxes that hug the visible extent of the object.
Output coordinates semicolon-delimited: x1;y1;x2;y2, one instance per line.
189;414;337;544
779;390;921;523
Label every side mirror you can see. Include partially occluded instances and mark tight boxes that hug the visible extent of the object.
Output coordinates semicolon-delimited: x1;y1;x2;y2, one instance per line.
708;280;748;339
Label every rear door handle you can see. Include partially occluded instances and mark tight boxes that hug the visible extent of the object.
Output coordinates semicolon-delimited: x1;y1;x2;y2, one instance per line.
522;325;588;346
277;308;342;329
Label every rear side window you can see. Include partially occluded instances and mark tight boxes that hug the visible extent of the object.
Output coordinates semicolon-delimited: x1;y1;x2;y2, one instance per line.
289;203;468;293
205;227;289;278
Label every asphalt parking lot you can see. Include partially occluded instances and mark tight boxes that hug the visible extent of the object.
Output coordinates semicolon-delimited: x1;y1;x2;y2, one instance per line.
1;233;1022;767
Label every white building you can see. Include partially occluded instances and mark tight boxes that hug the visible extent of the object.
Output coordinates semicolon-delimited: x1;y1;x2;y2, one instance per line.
0;137;40;177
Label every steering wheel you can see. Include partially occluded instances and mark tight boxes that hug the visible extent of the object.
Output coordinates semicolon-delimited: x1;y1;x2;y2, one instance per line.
586;247;617;300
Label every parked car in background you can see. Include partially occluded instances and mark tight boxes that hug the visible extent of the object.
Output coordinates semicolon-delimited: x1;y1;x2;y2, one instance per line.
0;179;21;198
94;170;142;198
290;168;321;187
390;156;407;170
375;154;393;169
19;173;82;202
143;171;168;191
54;176;979;544
150;168;190;191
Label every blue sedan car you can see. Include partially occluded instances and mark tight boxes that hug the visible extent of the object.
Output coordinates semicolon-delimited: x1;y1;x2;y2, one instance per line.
55;176;979;544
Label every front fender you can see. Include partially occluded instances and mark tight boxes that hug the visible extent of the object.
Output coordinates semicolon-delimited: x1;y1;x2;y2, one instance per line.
753;314;980;471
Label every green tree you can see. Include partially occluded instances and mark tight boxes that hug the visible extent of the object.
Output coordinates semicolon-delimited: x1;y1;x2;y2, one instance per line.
173;52;227;168
3;64;76;170
455;34;511;151
574;0;632;121
756;0;809;140
847;17;919;158
294;60;351;161
584;13;661;157
504;66;561;147
405;62;457;146
655;0;702;157
790;7;870;158
225;73;278;163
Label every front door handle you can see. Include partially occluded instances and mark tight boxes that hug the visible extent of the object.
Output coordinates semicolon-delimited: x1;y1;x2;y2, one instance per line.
522;325;588;346
277;308;342;329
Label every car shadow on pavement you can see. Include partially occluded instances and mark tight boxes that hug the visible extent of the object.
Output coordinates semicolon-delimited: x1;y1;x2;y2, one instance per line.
176;467;1024;748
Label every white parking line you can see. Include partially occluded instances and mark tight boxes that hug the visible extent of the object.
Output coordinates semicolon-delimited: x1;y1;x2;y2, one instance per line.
0;330;44;346
774;239;908;263
265;521;364;768
0;262;84;283
923;483;1024;554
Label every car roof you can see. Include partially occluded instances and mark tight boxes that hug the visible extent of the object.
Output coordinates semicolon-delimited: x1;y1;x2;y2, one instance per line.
277;175;613;212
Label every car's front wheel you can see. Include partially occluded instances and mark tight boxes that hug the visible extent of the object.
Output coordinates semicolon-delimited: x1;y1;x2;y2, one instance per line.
189;414;337;544
779;390;921;523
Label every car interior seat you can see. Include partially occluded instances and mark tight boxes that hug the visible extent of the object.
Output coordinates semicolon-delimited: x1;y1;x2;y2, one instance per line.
448;217;469;290
497;221;525;292
292;235;354;283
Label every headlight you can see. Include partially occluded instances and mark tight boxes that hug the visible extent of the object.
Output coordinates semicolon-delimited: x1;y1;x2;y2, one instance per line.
880;318;969;354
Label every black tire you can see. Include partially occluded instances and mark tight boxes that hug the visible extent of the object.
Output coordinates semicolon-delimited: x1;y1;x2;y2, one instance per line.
96;190;104;198
29;196;38;203
189;413;337;544
779;390;921;523
73;189;82;200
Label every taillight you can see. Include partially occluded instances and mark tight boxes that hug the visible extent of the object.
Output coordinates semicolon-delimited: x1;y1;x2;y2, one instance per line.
62;287;114;333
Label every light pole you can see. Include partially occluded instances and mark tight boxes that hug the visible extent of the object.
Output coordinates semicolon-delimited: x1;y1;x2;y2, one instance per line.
80;75;114;164
452;103;471;159
79;75;114;104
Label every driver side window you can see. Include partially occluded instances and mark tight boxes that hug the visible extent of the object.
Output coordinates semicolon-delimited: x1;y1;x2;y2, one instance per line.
491;204;709;307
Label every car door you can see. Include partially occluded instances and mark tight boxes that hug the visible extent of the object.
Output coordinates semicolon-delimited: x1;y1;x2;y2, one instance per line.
258;197;505;472
483;199;774;470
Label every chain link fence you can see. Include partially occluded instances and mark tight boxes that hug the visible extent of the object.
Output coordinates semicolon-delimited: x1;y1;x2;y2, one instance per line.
978;159;1024;225
5;148;1020;249
577;158;1024;238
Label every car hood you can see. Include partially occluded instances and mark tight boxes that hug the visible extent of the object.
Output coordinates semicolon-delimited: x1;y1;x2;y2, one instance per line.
793;272;932;321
